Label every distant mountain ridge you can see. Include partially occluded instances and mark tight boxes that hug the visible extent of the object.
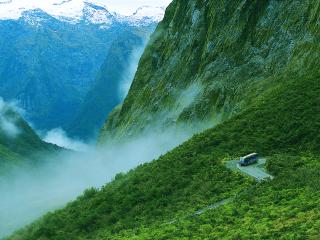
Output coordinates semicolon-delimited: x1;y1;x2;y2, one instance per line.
0;1;163;137
0;0;167;24
19;2;163;26
66;28;151;140
129;6;166;24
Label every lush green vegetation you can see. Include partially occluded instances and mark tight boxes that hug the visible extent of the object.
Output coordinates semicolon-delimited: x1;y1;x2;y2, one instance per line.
103;155;320;240
7;0;320;239
8;142;251;239
101;0;320;142
0;109;59;172
8;57;320;239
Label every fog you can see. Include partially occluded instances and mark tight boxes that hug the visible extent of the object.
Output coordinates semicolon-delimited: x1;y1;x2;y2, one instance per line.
119;38;149;100
0;126;195;238
42;128;90;152
0;73;212;239
0;42;210;238
0;98;22;138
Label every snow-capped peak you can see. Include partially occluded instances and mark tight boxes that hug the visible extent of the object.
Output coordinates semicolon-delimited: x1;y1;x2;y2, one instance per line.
82;2;113;24
0;0;12;4
0;0;85;21
0;0;171;25
131;6;166;22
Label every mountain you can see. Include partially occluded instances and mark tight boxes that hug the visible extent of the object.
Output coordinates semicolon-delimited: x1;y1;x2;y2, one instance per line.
0;2;162;135
0;99;59;173
127;6;167;25
6;0;320;239
8;72;320;239
0;0;170;21
66;28;151;140
100;0;317;143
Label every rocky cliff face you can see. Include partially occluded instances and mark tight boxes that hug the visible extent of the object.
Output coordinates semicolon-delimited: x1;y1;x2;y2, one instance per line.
100;0;320;142
67;29;150;140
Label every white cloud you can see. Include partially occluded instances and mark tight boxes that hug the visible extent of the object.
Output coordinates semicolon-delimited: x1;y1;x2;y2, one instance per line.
0;98;21;138
43;128;90;152
0;0;173;20
119;37;150;100
0;124;194;237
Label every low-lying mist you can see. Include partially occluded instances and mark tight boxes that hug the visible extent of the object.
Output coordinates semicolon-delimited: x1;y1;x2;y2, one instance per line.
42;128;90;152
0;98;23;139
0;127;195;238
119;37;149;100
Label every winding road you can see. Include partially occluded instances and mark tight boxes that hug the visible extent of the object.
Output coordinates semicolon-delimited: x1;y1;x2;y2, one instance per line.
166;198;233;224
226;158;274;181
166;158;274;224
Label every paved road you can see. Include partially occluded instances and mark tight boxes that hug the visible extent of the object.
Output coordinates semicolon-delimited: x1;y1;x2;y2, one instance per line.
167;198;232;224
192;198;233;216
166;159;274;225
226;158;274;181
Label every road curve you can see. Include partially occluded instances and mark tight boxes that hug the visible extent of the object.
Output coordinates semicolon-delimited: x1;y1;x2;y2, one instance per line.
226;158;274;181
166;159;274;225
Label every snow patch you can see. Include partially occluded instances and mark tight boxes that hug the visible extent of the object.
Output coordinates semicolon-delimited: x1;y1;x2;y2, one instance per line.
132;6;165;21
83;2;113;24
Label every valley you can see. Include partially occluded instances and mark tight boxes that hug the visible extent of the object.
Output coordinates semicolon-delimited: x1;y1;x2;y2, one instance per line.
0;1;161;140
1;0;320;239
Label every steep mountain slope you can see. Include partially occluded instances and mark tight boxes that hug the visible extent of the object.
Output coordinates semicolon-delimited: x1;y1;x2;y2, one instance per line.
7;0;320;239
66;29;151;140
0;2;160;134
8;44;320;239
100;0;318;142
0;7;111;129
0;0;169;21
0;100;59;172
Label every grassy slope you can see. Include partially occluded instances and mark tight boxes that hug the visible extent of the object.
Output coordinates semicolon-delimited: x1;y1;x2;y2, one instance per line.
0;110;59;172
8;49;320;239
101;67;320;239
109;155;320;240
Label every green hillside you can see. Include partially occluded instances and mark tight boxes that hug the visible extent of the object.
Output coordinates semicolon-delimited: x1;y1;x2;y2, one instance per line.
7;0;320;239
100;62;320;239
0;107;59;172
8;43;320;239
101;0;320;143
